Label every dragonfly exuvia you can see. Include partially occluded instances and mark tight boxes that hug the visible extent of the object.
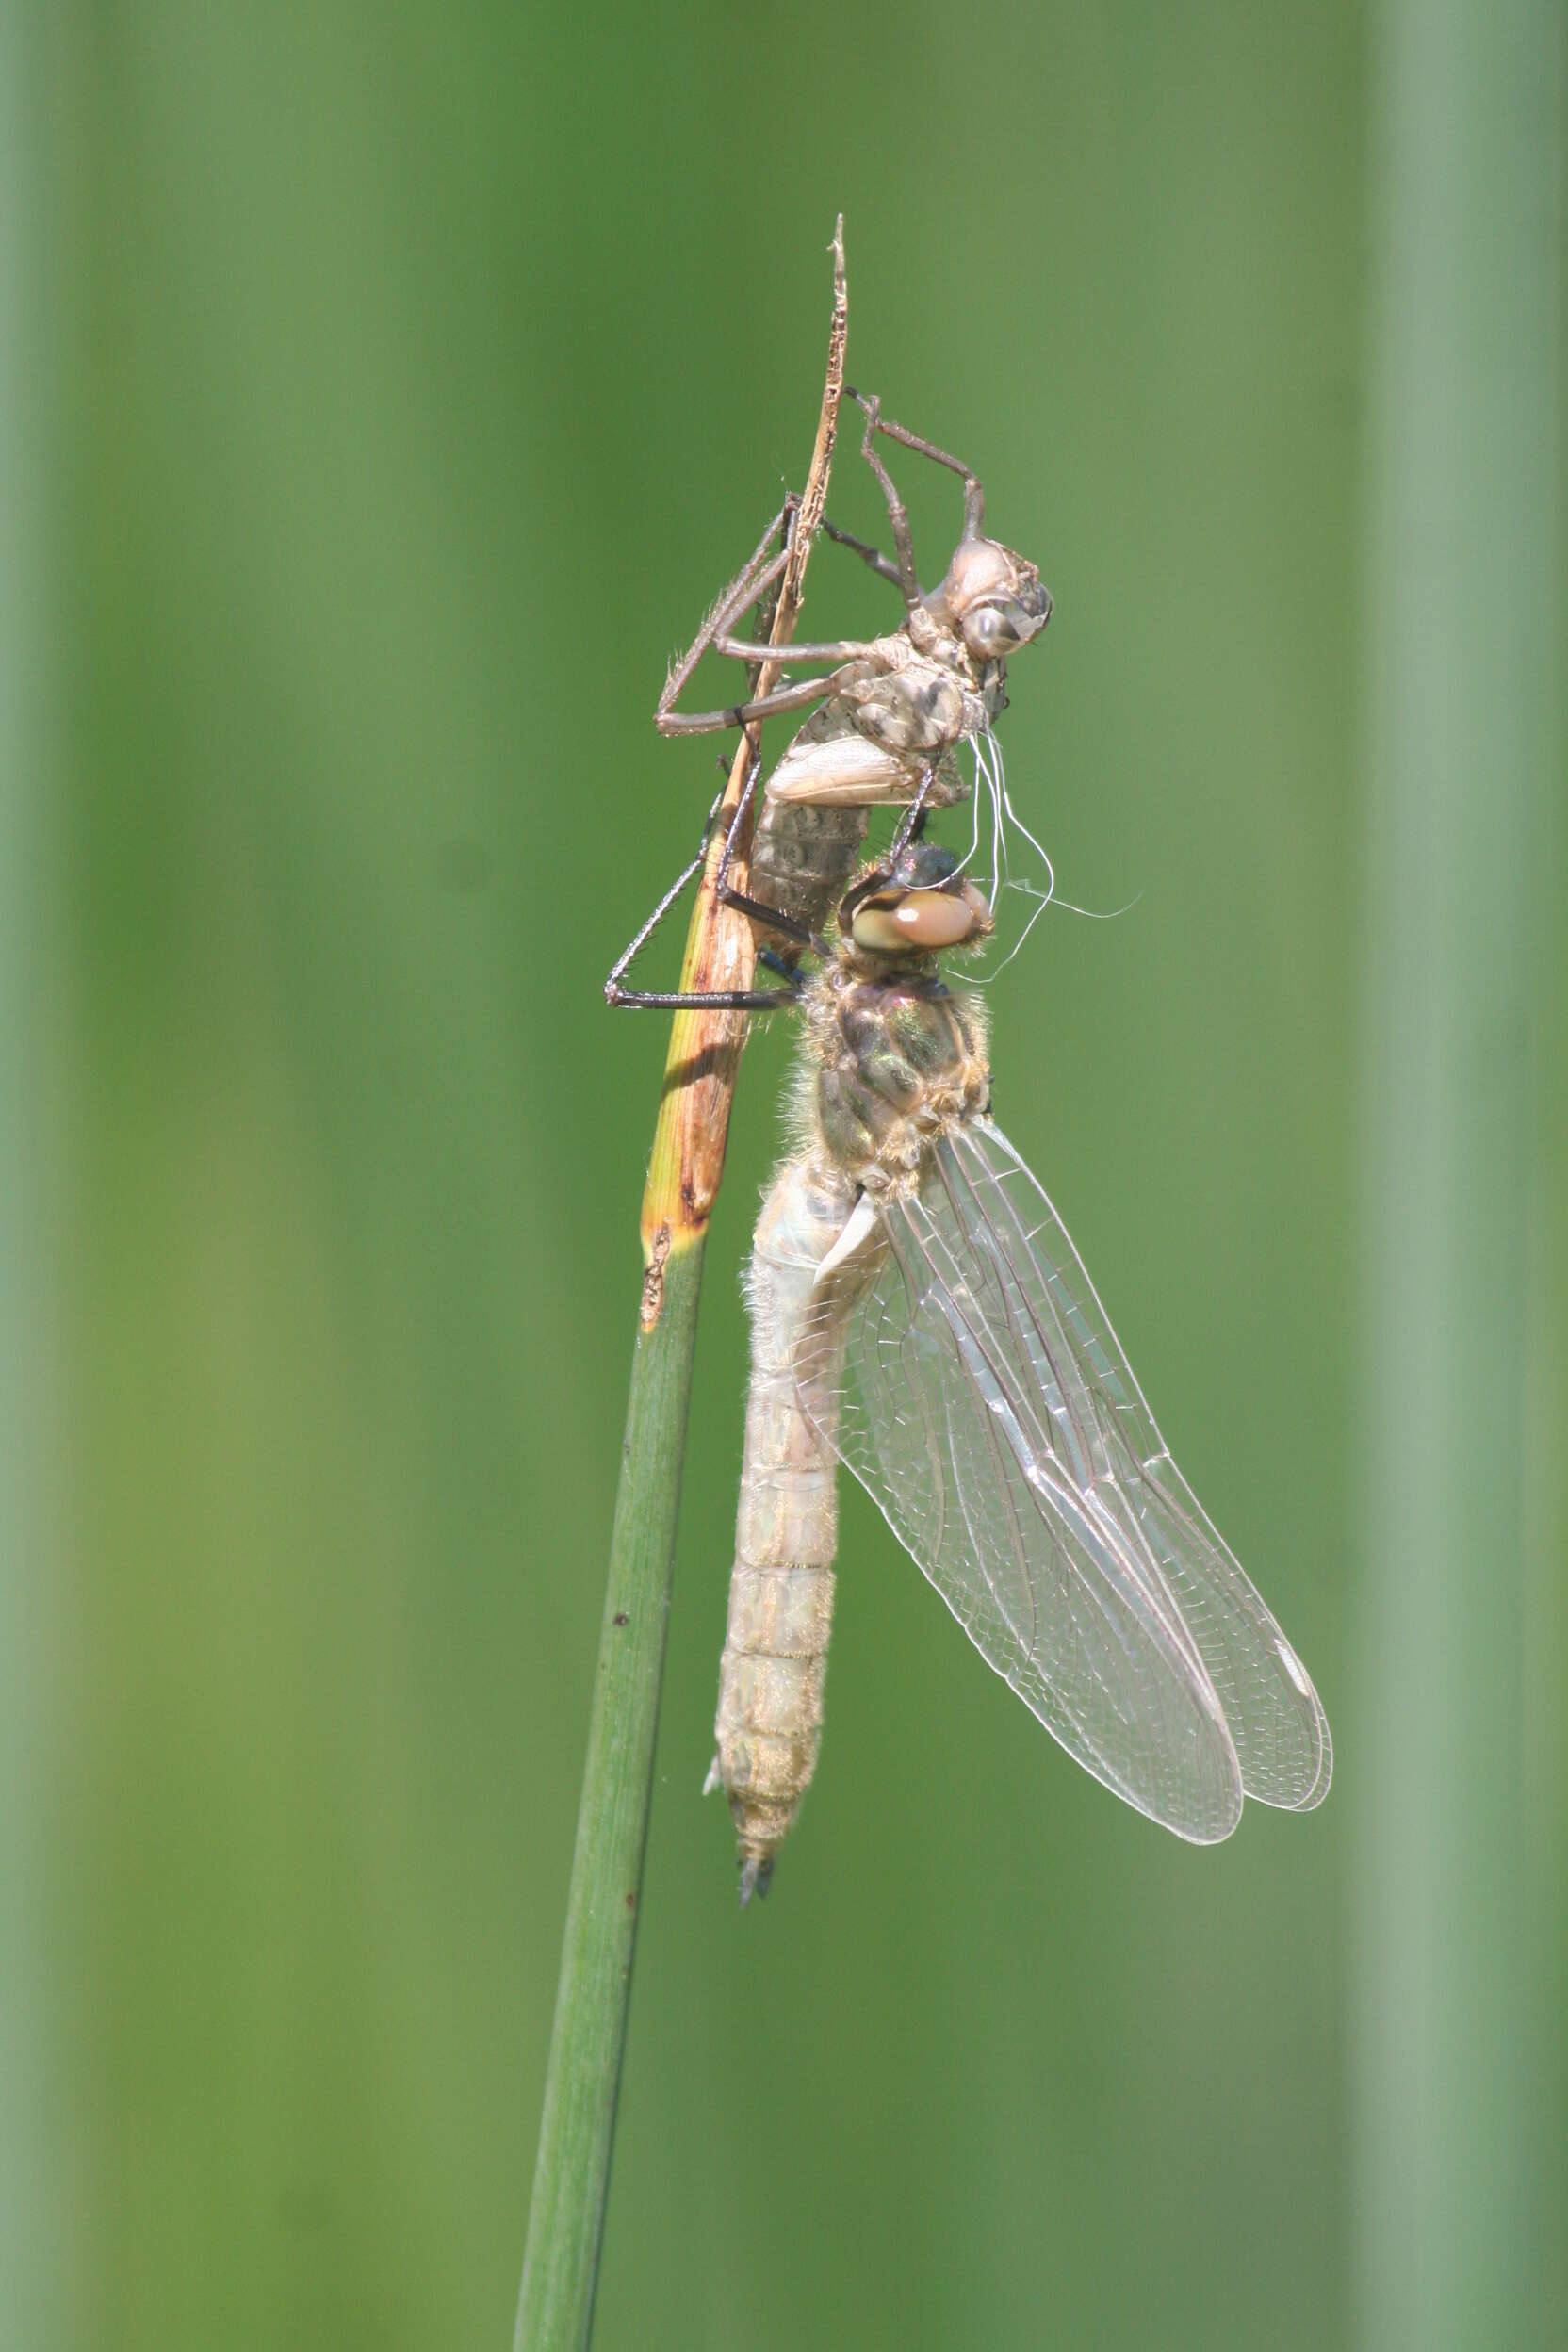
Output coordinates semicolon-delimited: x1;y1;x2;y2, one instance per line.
608;392;1054;1015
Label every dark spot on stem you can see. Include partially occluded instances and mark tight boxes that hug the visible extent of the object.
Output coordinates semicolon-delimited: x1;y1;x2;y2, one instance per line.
612;1611;629;1626
625;1889;637;1911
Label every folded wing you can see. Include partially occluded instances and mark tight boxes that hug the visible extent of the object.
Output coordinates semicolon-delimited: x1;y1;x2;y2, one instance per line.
795;1119;1331;1841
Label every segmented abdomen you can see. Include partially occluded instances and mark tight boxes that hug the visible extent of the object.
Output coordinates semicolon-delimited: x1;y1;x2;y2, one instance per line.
751;722;967;949
749;796;867;944
710;1152;858;1900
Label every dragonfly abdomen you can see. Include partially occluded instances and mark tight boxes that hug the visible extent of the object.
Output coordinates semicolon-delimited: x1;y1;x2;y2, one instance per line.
711;1153;858;1903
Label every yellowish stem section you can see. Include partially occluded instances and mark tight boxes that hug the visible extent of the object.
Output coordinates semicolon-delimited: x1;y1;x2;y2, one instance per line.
640;220;848;1305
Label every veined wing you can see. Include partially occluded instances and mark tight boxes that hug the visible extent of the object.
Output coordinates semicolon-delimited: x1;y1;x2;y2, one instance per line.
795;1119;1331;1841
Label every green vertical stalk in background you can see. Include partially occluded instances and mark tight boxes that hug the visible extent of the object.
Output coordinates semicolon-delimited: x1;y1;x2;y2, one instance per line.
1355;6;1563;2349
0;7;57;2348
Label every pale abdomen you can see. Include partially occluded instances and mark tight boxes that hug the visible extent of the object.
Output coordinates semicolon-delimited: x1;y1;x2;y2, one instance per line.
710;1152;857;1902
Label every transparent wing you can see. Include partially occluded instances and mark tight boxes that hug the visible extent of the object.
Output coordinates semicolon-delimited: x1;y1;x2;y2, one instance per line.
795;1119;1331;1841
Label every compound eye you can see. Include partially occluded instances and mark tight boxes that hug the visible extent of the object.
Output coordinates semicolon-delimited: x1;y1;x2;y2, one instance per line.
852;888;979;954
962;604;1020;660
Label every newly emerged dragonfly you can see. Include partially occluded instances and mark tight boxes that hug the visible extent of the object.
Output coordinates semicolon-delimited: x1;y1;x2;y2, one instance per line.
707;838;1331;1902
607;392;1053;1012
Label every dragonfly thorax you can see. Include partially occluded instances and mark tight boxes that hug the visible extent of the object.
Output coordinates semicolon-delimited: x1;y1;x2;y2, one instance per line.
806;956;989;1189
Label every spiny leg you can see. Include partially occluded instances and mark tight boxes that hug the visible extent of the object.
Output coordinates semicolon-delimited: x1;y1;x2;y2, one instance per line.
605;850;805;1011
656;670;833;740
605;744;818;1009
662;476;932;731
606;978;803;1012
657;502;795;733
658;501;885;734
710;629;874;665
604;781;724;1007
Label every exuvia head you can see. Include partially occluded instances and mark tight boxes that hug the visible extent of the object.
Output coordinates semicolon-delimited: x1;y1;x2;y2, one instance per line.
929;535;1054;664
839;840;995;956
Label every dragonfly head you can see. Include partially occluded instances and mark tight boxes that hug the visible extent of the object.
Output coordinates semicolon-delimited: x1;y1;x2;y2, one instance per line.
840;841;994;957
931;535;1054;665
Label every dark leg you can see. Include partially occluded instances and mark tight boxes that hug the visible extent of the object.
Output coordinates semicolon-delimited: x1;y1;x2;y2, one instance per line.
605;838;803;1008
605;747;819;1008
822;517;903;591
607;981;802;1011
710;730;825;952
606;973;804;1011
714;885;820;945
714;730;824;944
604;839;710;1007
887;763;939;863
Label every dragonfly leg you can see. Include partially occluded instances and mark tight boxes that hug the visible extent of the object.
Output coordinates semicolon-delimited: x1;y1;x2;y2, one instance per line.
887;763;939;861
710;630;874;665
606;982;801;1010
657;502;795;731
821;516;904;592
843;389;922;612
605;744;818;1006
714;882;819;947
847;389;988;541
604;820;805;1004
604;842;710;1006
710;736;822;951
655;672;829;739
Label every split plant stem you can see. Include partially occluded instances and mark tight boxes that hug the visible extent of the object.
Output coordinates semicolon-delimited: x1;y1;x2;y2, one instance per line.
514;220;847;2352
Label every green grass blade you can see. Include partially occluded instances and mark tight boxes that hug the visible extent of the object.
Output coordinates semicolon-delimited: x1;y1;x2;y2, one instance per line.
513;223;847;2352
514;1240;706;2352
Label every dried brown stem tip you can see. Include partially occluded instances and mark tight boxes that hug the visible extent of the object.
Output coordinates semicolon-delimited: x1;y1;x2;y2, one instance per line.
639;220;848;1304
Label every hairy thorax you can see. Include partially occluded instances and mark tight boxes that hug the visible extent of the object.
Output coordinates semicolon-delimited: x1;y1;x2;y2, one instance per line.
803;949;990;1190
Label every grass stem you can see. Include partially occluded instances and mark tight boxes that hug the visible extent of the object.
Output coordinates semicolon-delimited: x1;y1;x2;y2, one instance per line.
514;220;847;2352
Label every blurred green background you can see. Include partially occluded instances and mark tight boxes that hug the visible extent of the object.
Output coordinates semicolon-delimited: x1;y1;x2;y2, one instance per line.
7;4;1563;2347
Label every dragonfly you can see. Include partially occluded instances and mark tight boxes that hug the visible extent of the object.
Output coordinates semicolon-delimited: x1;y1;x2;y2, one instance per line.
704;835;1332;1903
606;391;1054;1013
